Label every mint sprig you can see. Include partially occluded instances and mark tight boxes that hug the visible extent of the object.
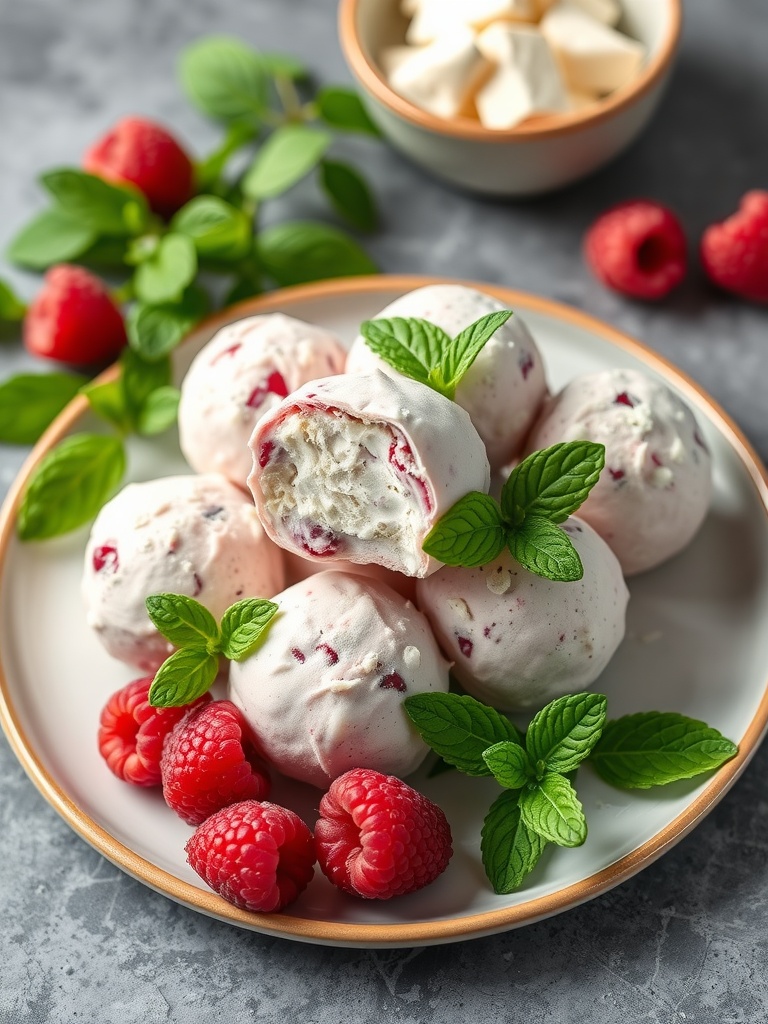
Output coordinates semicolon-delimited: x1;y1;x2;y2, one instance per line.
481;792;546;895
0;373;86;444
423;441;605;582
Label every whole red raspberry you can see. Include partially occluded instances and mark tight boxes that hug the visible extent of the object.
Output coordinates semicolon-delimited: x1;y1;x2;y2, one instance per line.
584;200;688;300
701;191;768;303
83;116;195;218
161;700;271;826
24;264;127;365
98;677;210;787
315;768;453;900
186;800;315;913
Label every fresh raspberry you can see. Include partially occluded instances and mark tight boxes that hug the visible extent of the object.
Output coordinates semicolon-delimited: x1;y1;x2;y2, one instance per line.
186;800;316;913
83;116;195;218
584;200;688;300
314;769;453;900
161;701;271;826
701;191;768;303
98;677;210;787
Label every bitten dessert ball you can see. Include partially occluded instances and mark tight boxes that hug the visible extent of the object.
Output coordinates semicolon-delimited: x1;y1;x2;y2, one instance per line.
83;474;285;671
416;517;628;712
178;313;347;489
228;571;450;788
526;369;712;575
345;284;548;469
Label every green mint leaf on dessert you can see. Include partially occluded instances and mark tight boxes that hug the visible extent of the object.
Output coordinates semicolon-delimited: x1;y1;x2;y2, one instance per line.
526;692;607;775
257;221;376;287
145;594;220;649
243;124;331;200
219;599;279;661
359;317;445;390
127;285;209;361
590;712;739;789
482;742;535;790
137;386;181;436
440;311;513;395
501;441;606;528
7;209;97;270
134;232;198;305
519;772;587;848
179;36;269;123
481;791;548;894
508;517;584;582
319;159;378;233
81;378;132;433
316;87;382;137
0;373;86;444
260;52;308;81
17;433;126;541
422;492;507;568
0;278;26;322
171;196;252;262
404;692;522;777
40;169;149;237
148;647;220;708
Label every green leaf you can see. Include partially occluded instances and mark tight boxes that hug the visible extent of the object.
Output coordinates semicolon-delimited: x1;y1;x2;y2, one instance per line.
501;441;606;528
81;378;131;432
195;122;258;190
519;772;587;848
134;232;198;304
171;195;252;261
590;712;739;790
120;348;172;419
179;36;269;122
7;209;97;269
0;373;86;444
137;385;181;436
17;433;126;541
125;235;159;266
441;311;513;393
316;86;382;137
526;692;608;775
319;159;378;232
127;284;209;361
145;593;220;649
422;492;507;568
481;791;548;894
41;169;148;237
403;691;522;776
0;279;26;321
148;647;220;708
257;220;376;287
482;742;534;790
508;517;584;582
359;316;450;391
219;599;279;661
261;52;308;80
242;125;331;201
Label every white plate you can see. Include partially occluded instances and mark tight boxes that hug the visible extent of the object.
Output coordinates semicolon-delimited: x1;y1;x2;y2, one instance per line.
2;275;767;948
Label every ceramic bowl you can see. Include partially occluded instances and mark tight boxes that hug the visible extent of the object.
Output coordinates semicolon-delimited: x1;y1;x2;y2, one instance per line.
338;0;682;196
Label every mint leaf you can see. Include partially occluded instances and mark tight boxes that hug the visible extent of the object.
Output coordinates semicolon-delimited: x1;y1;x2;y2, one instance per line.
171;195;252;261
17;433;126;541
482;742;534;790
359;316;450;391
243;124;331;200
261;53;308;80
0;373;86;444
137;385;181;436
519;772;587;848
148;647;220;708
134;232;198;305
316;87;382;137
403;691;522;776
41;169;148;237
179;36;268;122
319;159;378;232
7;209;97;269
590;712;739;789
196;122;258;190
440;311;513;395
81;378;132;432
257;221;376;286
526;692;607;775
422;492;506;568
0;279;26;321
219;599;279;661
127;285;209;361
145;593;220;649
120;348;172;418
508;517;584;582
501;441;606;528
481;791;548;894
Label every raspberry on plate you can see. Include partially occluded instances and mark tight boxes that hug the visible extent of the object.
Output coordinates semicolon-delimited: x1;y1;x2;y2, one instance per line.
161;700;271;826
584;200;688;300
98;677;210;787
701;191;768;303
315;768;453;900
186;800;316;913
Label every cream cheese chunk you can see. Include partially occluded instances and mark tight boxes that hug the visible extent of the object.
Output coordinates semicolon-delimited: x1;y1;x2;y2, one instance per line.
541;3;644;95
406;0;539;45
389;28;489;119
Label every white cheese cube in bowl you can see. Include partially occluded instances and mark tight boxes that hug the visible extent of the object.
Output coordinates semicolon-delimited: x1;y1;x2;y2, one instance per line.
407;0;539;45
541;3;645;95
389;28;490;120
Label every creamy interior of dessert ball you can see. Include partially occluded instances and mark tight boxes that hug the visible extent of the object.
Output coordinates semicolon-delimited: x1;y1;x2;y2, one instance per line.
346;284;548;468
178;313;346;489
416;517;628;712
526;369;713;575
82;474;285;672
228;571;450;788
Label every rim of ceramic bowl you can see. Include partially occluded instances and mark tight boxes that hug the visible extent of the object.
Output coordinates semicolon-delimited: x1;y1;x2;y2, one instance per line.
338;0;683;142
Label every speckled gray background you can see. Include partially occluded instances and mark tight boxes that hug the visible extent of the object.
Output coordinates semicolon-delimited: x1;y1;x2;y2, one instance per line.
2;1;767;1021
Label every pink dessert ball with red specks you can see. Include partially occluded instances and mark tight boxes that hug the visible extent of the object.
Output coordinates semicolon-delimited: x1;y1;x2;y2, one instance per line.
82;474;285;671
416;517;628;713
526;369;712;575
228;570;449;788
